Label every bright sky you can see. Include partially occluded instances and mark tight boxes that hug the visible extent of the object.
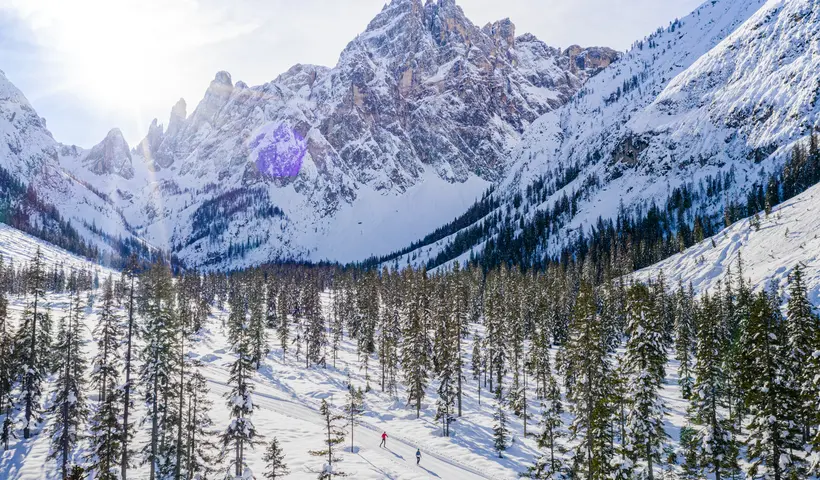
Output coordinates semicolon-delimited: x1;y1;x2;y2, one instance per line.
0;0;703;148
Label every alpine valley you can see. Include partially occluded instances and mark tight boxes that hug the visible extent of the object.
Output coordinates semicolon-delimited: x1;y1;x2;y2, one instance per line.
2;1;820;479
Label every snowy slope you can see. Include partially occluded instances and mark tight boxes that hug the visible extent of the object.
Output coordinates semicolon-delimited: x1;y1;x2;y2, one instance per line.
391;0;820;269
634;176;820;302
0;225;548;480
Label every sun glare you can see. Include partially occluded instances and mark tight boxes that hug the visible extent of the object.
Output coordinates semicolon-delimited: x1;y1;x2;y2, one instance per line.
7;0;257;129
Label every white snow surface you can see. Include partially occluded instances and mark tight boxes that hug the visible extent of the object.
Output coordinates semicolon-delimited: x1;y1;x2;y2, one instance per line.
0;226;530;479
635;178;820;305
0;221;701;480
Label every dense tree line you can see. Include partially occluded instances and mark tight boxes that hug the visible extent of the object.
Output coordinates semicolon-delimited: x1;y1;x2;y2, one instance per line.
1;241;819;479
370;133;820;280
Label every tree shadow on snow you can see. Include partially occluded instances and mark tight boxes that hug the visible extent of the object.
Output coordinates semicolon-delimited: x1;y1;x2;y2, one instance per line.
385;448;404;460
418;465;440;477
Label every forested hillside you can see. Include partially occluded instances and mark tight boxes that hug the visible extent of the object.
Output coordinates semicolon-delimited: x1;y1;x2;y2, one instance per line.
1;218;819;479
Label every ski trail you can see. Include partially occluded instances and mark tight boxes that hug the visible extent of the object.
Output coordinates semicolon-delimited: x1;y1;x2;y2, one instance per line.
202;366;494;479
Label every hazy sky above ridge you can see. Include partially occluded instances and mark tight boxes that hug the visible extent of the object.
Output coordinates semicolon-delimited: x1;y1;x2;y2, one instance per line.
0;0;702;147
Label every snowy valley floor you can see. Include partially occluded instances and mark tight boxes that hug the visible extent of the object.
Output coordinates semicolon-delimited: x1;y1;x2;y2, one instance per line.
0;225;698;480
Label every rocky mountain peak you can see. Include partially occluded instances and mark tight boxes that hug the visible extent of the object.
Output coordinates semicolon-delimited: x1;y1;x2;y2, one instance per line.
168;98;187;136
187;71;234;130
84;127;134;179
483;18;516;50
75;0;620;268
563;45;620;76
213;70;233;87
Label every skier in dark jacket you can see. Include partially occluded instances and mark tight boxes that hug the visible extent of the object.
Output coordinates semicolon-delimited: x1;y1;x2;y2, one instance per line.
416;448;421;465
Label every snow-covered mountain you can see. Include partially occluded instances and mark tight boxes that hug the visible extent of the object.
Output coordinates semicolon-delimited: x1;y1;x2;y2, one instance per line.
392;0;820;269
0;69;146;263
49;0;616;269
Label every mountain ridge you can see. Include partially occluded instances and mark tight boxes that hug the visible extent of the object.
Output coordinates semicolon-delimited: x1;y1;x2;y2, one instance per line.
45;0;617;269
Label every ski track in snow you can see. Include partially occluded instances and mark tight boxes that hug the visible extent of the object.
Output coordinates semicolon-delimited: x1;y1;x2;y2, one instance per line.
0;225;517;479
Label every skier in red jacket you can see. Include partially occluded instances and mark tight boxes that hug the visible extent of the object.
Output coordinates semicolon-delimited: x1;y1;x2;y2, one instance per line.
380;431;388;448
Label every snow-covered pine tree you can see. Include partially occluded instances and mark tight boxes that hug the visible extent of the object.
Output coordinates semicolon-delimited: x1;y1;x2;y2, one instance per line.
310;399;346;479
402;268;431;419
432;275;457;437
247;276;269;370
565;281;615;479
275;285;290;360
449;261;468;417
507;270;526;419
686;292;738;480
222;287;262;479
193;273;211;334
49;286;88;480
527;374;564;479
138;261;179;480
674;282;696;400
329;279;345;369
0;255;15;451
784;265;820;443
492;386;509;458
265;276;278;329
183;363;219;479
342;386;364;452
529;277;553;401
304;273;326;368
483;269;507;393
17;246;47;439
471;331;484;405
623;283;668;479
120;254;139;480
87;276;123;480
741;290;805;478
609;358;631;479
377;268;401;396
262;437;289;480
355;270;379;389
724;266;749;427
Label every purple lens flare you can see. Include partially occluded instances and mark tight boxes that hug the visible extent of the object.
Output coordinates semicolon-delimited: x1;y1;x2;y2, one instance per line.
250;123;307;178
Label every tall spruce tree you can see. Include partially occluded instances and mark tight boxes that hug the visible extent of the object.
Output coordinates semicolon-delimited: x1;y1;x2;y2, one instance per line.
263;437;289;480
527;374;565;478
120;254;139;479
565;282;615;479
674;283;696;400
686;293;738;480
402;269;431;418
49;286;88;480
741;291;805;479
433;276;457;437
88;277;123;480
304;275;326;368
247;277;269;370
184;364;219;480
138;261;179;480
785;265;820;442
623;283;668;480
0;256;15;451
310;399;346;479
342;386;364;452
222;286;261;479
492;387;509;458
17;246;47;439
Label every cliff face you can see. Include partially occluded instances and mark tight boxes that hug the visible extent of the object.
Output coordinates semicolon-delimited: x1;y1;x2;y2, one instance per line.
65;0;613;268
